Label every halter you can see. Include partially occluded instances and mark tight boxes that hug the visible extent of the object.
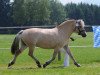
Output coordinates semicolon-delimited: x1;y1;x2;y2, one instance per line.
75;20;85;35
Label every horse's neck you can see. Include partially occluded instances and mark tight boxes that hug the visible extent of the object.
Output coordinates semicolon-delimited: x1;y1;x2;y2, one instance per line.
57;21;75;39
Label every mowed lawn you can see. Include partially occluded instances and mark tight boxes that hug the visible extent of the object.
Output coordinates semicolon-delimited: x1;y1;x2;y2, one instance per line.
0;32;100;75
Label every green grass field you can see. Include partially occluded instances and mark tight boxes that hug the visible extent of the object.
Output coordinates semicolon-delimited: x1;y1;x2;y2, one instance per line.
0;32;100;75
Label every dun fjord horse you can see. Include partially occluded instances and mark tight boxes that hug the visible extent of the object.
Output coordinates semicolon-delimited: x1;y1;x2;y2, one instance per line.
8;19;87;68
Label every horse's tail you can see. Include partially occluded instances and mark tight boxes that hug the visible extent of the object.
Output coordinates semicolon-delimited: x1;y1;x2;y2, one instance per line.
11;30;23;55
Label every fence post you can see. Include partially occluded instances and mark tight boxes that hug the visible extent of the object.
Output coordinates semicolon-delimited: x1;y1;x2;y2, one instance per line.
64;52;69;67
60;48;69;67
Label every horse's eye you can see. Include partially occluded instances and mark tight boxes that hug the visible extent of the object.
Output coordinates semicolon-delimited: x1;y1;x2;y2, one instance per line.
78;26;81;28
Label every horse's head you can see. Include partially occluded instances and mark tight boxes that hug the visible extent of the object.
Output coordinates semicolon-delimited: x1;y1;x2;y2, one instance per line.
75;20;87;37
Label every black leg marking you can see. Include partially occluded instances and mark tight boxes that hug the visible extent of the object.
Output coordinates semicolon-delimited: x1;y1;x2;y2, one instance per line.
36;61;41;68
43;62;50;68
8;62;15;67
74;62;81;67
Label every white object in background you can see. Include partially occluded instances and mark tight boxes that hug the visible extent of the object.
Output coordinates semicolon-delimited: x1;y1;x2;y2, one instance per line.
60;48;69;67
64;52;69;67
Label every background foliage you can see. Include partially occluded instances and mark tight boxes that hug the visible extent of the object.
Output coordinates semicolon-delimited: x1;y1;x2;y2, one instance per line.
0;0;100;26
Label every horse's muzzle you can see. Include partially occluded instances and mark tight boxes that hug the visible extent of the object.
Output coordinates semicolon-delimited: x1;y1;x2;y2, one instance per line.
78;29;87;37
81;32;87;37
82;33;87;37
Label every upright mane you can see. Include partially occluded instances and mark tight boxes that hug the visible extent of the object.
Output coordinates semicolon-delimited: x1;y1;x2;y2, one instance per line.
77;19;85;27
57;19;76;28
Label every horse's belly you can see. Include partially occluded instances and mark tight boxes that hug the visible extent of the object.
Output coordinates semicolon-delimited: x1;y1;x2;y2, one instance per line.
37;45;55;49
36;43;56;49
36;39;66;49
36;41;56;49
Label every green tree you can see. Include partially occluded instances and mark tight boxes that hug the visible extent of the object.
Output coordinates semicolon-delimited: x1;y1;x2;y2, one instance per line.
50;0;66;24
94;6;100;25
65;3;74;18
12;0;50;26
65;3;100;25
12;0;27;26
25;0;50;25
0;0;12;26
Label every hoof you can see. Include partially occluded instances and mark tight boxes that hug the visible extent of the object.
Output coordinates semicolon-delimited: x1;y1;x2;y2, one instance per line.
74;62;81;67
36;61;41;68
8;62;14;68
77;64;81;67
8;63;11;67
43;62;50;68
37;64;41;68
43;64;47;68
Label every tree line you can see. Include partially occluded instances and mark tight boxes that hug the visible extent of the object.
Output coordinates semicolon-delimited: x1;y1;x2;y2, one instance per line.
0;0;100;27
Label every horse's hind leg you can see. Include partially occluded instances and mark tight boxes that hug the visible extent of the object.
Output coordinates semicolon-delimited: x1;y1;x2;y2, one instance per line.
28;46;41;68
43;49;58;68
8;50;21;67
58;51;61;61
8;41;27;68
64;45;81;67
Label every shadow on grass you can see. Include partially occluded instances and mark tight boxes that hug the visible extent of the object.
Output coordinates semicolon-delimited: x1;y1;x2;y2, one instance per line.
7;65;66;70
92;59;100;63
47;66;66;69
8;67;37;70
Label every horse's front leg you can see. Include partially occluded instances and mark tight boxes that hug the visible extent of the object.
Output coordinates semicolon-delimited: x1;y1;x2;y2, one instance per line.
64;45;81;67
43;49;58;68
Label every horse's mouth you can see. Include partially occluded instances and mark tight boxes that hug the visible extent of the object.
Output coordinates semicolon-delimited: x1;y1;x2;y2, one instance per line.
81;33;87;37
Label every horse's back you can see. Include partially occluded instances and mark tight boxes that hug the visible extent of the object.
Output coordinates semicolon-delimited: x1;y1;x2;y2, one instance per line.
21;28;60;48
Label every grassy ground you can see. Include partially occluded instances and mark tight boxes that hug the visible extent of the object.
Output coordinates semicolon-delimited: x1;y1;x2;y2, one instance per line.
0;32;100;75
